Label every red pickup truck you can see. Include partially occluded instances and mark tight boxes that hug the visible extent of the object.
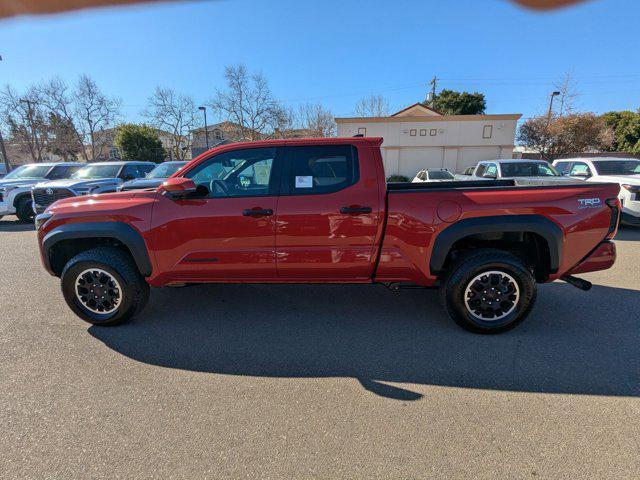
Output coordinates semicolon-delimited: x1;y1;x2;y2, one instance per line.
36;137;620;333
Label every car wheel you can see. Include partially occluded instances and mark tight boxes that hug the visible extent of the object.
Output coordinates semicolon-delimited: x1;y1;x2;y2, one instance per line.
15;197;35;223
440;249;537;334
61;247;150;326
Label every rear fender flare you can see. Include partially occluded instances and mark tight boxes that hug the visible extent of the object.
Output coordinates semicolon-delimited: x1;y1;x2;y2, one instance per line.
429;215;563;275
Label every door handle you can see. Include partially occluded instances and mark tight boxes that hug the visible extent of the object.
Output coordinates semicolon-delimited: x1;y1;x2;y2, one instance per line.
243;208;273;216
340;206;372;214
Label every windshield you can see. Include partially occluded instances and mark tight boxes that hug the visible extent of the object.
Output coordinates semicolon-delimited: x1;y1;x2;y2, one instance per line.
592;160;640;176
4;164;52;179
72;164;121;179
429;170;454;180
147;162;188;179
500;162;560;177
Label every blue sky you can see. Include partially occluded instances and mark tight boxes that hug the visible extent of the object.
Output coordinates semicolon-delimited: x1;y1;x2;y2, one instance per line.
0;0;638;124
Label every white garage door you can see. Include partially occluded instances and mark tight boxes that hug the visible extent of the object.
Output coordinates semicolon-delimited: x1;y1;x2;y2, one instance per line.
397;147;445;178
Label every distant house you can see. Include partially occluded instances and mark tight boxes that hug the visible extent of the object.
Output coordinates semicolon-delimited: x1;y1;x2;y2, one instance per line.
4;143;65;166
336;103;521;178
190;121;259;158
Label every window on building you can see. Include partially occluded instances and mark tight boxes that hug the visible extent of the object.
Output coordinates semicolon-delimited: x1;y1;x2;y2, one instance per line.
420;129;427;136
357;127;367;136
109;147;120;159
483;125;493;139
429;129;437;136
410;129;417;136
214;129;223;140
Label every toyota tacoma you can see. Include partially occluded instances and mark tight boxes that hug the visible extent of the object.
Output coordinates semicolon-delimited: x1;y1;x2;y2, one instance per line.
36;138;620;333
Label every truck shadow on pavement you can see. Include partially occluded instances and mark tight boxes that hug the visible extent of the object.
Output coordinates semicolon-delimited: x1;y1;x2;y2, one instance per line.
89;281;640;401
0;219;34;232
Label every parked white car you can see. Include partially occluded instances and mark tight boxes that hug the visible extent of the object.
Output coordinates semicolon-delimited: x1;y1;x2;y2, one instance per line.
0;163;83;223
412;168;455;183
553;157;640;226
469;159;577;186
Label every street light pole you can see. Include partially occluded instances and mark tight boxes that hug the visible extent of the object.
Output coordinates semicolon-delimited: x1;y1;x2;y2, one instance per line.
547;91;561;126
198;106;209;150
0;54;11;173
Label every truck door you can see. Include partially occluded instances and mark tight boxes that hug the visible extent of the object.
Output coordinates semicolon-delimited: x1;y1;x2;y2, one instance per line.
149;146;282;281
275;144;382;280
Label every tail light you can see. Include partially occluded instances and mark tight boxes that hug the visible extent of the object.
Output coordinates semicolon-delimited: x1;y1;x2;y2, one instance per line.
605;197;620;239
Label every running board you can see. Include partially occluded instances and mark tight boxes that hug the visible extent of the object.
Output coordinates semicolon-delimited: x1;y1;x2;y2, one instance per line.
561;275;592;291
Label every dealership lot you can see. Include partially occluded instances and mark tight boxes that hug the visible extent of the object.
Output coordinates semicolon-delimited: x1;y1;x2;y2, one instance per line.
1;220;639;479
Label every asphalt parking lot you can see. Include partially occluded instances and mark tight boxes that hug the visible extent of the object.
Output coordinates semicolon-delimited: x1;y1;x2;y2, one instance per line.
1;219;639;479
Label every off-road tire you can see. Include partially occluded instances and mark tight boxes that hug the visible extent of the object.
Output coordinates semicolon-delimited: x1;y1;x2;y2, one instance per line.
440;249;537;334
61;247;150;326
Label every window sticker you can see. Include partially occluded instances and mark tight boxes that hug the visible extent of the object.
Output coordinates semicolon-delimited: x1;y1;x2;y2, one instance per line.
295;176;313;188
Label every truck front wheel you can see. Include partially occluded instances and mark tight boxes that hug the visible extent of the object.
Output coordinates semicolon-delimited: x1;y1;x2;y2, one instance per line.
60;247;150;326
440;249;536;334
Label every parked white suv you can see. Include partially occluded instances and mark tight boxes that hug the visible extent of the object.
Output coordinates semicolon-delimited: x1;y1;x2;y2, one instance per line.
412;168;455;183
0;162;83;223
553;157;640;226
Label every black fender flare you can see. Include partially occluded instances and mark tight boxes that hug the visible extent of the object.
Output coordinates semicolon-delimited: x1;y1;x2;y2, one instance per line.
42;221;152;277
429;215;563;275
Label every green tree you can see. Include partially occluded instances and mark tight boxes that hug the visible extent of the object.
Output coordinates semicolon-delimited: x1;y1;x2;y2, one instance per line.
427;89;486;115
114;123;166;163
47;113;82;161
601;110;640;153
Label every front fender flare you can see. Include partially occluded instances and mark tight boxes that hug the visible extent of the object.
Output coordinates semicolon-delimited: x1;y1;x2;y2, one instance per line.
42;221;152;277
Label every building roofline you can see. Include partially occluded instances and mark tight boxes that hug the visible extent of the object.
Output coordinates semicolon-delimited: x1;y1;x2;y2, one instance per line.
335;114;522;123
390;102;442;116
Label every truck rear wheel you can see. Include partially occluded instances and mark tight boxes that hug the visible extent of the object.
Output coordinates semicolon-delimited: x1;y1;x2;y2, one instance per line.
440;249;536;334
60;247;149;326
15;197;35;223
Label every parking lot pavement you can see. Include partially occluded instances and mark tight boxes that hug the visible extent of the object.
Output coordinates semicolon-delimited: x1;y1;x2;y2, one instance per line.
0;219;639;479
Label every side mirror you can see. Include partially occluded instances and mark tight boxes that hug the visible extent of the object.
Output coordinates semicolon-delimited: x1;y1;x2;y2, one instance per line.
159;177;198;198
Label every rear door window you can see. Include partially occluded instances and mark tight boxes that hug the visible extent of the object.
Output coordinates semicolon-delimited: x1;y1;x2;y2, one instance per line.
554;162;572;175
569;162;592;176
284;145;358;195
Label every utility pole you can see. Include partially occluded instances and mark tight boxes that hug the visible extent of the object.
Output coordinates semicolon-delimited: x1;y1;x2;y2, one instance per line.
427;76;438;105
0;54;11;172
20;98;43;162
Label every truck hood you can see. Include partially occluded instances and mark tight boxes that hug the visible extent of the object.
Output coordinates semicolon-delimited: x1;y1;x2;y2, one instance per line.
0;178;42;188
593;174;640;185
510;176;580;186
121;178;164;189
47;190;148;212
34;178;122;190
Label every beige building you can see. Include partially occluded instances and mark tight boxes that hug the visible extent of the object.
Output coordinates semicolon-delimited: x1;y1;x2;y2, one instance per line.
336;103;521;178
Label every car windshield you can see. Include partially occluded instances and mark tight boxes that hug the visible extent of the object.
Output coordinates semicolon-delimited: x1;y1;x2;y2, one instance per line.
500;162;560;177
4;164;52;179
147;162;187;179
429;170;454;180
71;164;121;179
592;160;640;176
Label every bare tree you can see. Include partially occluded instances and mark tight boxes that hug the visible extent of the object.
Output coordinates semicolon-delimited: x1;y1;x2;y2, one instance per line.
517;113;613;161
38;77;86;160
73;74;120;161
143;87;199;160
298;103;336;137
210;64;285;140
354;94;390;117
0;85;49;162
553;71;580;116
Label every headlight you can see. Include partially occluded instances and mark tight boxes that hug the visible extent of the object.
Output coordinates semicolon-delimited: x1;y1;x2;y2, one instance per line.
0;185;16;194
35;212;53;230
